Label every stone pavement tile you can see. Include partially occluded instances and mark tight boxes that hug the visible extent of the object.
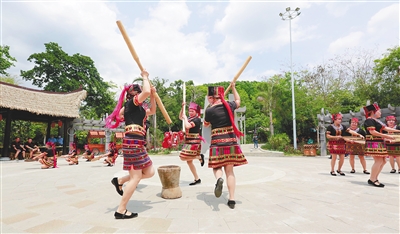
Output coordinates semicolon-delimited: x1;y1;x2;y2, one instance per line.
140;206;170;219
139;217;172;232
167;217;198;232
371;225;399;233
70;199;97;209
54;223;94;234
1;212;39;225
225;216;260;232
167;208;194;219
24;219;71;233
198;217;230;232
84;225;118;233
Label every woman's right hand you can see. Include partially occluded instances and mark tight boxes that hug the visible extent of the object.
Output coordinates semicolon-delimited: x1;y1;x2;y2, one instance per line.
141;70;149;78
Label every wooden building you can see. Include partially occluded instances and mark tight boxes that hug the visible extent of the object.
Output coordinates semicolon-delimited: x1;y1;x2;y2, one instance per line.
0;81;87;158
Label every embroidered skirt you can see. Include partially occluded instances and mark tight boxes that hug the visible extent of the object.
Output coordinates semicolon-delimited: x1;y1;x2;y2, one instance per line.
122;128;152;171
364;135;388;157
179;133;201;161
43;158;54;168
386;143;400;156
208;126;247;168
345;142;364;156
327;139;346;154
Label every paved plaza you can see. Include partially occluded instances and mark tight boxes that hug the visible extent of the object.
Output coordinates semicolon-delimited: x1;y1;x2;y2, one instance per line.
1;144;399;233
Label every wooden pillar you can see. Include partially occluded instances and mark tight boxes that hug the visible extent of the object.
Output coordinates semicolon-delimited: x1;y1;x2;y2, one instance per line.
62;119;68;154
2;110;12;158
46;121;51;143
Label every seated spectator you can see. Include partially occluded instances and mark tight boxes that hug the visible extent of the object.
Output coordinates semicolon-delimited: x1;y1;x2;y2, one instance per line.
48;136;57;144
56;136;63;146
11;137;26;160
24;138;41;160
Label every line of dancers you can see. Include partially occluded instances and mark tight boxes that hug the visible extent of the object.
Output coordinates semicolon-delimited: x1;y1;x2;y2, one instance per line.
34;142;119;169
106;69;246;219
327;103;400;187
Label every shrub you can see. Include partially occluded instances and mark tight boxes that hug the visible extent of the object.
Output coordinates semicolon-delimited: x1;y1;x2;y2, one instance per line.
268;133;290;151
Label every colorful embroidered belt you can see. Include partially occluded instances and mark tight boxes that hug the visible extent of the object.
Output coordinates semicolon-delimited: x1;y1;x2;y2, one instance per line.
365;135;383;141
125;124;146;136
186;133;200;138
211;138;237;144
212;126;234;135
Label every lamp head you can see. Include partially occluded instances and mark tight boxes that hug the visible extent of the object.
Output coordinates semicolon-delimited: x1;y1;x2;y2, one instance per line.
286;7;290;11
295;7;300;11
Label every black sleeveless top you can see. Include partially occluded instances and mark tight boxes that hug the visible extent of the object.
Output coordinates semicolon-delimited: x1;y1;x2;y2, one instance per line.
188;117;201;133
205;101;236;129
124;97;146;126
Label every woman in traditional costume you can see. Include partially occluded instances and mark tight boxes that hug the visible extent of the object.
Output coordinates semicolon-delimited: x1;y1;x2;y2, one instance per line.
363;103;400;187
384;116;400;173
343;117;369;174
326;114;363;176
81;144;95;162
203;83;247;209
106;70;156;219
91;142;118;166
179;102;205;186
37;142;57;169
62;143;78;165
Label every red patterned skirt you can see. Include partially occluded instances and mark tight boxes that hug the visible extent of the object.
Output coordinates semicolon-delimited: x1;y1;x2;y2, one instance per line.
122;125;152;171
208;126;247;168
345;142;365;156
364;135;388;157
327;139;346;154
43;158;54;168
386;142;400;156
179;133;201;161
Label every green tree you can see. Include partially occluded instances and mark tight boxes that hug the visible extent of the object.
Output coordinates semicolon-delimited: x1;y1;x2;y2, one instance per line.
370;46;400;106
20;42;116;118
0;45;17;76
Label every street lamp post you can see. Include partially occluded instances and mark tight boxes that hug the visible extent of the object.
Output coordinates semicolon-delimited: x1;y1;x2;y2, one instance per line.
279;7;301;149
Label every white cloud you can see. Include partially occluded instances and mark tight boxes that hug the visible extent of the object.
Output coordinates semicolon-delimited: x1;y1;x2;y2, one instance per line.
328;31;365;54
367;3;399;34
325;2;358;17
2;1;398;92
199;4;216;16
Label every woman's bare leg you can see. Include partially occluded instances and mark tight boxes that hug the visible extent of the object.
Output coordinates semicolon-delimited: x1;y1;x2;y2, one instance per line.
187;160;199;181
330;154;337;172
224;165;235;200
349;155;355;170
359;155;367;171
116;169;142;214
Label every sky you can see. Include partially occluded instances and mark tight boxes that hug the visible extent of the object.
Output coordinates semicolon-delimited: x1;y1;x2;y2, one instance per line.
1;0;399;90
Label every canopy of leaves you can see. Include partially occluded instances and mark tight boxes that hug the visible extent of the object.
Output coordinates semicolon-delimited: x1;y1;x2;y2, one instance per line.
20;42;116;118
0;45;17;76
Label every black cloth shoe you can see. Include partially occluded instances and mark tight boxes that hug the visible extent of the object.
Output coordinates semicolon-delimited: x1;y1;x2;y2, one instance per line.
369;180;384;188
336;170;345;176
350;169;355;173
214;178;224;198
114;210;138;219
189;179;201;186
200;154;205;167
227;200;236;209
363;170;370;174
330;171;337;176
390;169;396;173
111;177;123;196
